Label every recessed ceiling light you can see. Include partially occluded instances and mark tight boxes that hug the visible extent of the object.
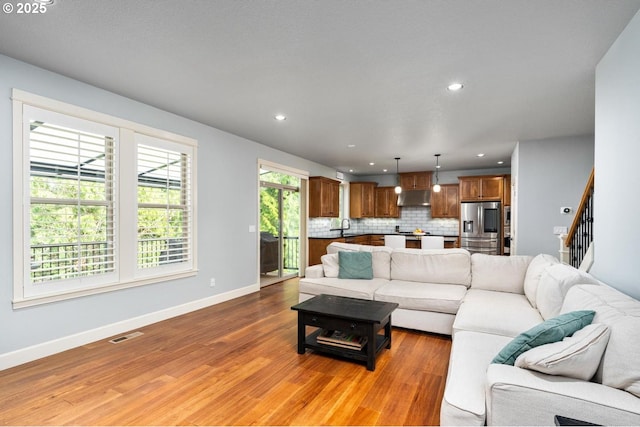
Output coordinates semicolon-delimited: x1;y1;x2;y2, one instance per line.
349;169;354;172
383;169;388;172
347;144;356;148
274;114;287;121
369;162;375;166
476;153;485;157
447;82;464;91
497;160;504;165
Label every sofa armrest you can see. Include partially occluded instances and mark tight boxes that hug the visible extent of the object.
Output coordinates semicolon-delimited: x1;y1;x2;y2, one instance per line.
486;364;640;426
304;264;325;278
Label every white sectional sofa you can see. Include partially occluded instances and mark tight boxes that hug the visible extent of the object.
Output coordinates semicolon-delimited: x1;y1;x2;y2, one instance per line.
300;242;640;426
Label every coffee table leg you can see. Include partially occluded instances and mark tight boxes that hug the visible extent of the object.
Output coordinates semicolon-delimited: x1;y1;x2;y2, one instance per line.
297;313;306;354
366;326;376;371
385;315;392;349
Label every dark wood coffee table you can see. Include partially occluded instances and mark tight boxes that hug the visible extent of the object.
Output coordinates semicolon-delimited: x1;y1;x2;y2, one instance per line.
291;294;399;371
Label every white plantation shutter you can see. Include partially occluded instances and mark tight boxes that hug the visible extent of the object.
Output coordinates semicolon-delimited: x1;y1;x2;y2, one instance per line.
136;135;193;271
25;106;117;294
14;91;198;307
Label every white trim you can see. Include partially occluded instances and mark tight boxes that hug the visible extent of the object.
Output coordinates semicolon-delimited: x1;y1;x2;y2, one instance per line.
2;283;259;370
256;159;308;285
258;158;309;179
13;269;199;309
11;89;197;147
12;89;199;307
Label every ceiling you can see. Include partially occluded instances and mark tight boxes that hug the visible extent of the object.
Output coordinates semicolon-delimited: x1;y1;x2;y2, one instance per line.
1;0;639;175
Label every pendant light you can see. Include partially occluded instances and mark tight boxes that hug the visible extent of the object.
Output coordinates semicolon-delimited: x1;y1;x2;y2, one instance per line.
394;157;402;194
432;154;442;193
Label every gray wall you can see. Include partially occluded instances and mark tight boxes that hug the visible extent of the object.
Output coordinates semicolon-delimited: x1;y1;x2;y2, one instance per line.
591;10;640;299
0;54;337;355
514;136;594;256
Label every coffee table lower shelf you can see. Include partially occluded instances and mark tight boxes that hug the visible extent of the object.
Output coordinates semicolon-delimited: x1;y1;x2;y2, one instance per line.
304;329;389;366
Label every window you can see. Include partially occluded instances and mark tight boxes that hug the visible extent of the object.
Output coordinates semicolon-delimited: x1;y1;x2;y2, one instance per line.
136;135;193;270
13;90;197;307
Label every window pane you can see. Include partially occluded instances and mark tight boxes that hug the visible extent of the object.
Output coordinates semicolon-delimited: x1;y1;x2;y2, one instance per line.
137;142;191;270
29;118;115;285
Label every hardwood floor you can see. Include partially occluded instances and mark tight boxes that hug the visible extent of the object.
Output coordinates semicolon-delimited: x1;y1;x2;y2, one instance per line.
0;278;451;426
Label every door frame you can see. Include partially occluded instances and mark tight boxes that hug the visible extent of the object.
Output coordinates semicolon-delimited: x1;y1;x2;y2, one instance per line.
257;159;308;287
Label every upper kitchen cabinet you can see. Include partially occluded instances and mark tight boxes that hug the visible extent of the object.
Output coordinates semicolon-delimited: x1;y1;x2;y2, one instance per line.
431;184;459;218
374;186;400;218
458;175;504;201
503;175;511;206
309;176;340;217
350;182;377;218
400;171;432;190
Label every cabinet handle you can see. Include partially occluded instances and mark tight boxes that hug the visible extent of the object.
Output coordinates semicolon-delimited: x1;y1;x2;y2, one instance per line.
350;323;357;329
312;317;318;322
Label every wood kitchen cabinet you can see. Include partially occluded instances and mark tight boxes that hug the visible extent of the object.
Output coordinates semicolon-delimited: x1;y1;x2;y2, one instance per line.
400;171;432;190
458;175;504;201
309;176;340;217
308;237;345;266
406;239;421;249
369;235;385;246
344;235;370;245
431;184;459;218
350;182;377;218
503;175;511;206
374;186;400;218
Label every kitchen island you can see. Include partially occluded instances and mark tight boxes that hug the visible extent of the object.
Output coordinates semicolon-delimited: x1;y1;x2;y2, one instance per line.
308;233;459;266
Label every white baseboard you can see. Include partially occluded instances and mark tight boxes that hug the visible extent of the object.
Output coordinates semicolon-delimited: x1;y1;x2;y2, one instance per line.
0;283;259;371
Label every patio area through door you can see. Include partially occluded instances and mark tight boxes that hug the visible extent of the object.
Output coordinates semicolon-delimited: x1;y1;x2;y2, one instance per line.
259;168;300;287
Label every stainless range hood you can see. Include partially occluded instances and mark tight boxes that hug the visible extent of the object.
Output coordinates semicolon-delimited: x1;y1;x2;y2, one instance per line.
397;189;431;207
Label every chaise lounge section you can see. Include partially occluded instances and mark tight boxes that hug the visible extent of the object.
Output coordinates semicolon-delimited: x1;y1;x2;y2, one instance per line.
300;242;640;426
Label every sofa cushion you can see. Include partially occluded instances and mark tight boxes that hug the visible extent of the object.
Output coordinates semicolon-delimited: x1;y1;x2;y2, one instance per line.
374;280;467;314
321;254;339;277
298;277;389;300
453;289;543;337
523;254;559;307
326;242;361;254
561;285;640;397
470;254;532;294
440;330;513;426
390;248;471;287
536;263;601;320
326;243;392;279
338;251;373;279
491;310;595;365
514;323;610;380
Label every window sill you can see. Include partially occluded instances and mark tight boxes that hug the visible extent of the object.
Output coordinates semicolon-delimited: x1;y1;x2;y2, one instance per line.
13;269;198;309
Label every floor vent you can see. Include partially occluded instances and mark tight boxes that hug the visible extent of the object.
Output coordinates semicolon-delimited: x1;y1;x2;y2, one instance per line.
109;331;144;344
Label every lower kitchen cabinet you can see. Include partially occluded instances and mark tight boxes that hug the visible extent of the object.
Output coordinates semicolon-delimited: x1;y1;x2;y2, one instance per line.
344;235;370;245
369;235;385;246
308;238;345;266
406;240;421;249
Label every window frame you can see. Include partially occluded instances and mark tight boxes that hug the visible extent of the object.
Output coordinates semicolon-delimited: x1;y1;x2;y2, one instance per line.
12;89;198;308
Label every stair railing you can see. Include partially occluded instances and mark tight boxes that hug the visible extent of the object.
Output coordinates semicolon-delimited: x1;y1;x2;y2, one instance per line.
565;168;595;269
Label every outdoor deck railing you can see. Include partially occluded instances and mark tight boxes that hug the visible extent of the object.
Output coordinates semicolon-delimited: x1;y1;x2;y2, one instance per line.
31;235;300;281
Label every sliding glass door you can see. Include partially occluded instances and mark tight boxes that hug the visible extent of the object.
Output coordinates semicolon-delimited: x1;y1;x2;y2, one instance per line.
259;169;300;287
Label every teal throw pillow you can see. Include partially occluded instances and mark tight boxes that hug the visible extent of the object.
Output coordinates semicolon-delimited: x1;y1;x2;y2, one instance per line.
492;310;595;365
338;251;373;280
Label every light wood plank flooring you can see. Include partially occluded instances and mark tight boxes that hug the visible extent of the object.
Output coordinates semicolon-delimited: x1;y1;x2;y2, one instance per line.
0;278;451;425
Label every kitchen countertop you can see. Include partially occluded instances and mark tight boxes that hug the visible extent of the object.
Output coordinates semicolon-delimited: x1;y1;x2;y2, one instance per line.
310;233;458;241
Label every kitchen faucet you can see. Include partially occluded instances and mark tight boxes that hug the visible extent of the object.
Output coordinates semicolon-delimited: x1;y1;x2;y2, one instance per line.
330;218;351;237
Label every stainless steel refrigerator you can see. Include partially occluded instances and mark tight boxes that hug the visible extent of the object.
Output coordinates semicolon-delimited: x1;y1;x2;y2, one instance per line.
460;201;501;255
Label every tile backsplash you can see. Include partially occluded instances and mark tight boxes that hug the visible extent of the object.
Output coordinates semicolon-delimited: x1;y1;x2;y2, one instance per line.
309;207;459;237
